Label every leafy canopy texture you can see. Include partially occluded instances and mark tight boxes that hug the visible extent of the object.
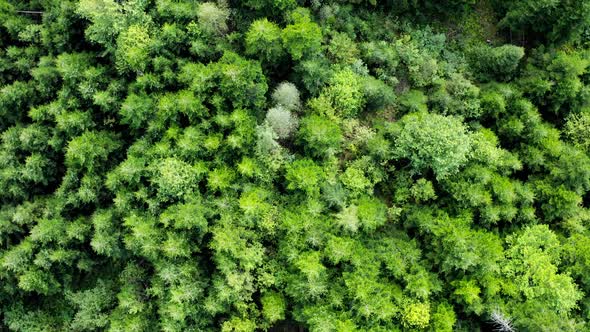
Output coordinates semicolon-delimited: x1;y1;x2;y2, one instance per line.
391;112;473;180
1;0;590;331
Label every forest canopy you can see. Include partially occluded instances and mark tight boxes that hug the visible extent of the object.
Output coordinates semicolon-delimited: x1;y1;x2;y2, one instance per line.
1;0;590;331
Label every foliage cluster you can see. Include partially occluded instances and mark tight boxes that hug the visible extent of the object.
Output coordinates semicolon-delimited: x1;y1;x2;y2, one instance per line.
1;0;590;331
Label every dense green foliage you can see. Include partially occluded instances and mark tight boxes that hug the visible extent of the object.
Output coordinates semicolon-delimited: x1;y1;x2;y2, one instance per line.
1;0;590;331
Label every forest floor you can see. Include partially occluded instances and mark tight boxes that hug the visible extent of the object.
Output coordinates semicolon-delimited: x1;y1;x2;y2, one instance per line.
443;0;503;46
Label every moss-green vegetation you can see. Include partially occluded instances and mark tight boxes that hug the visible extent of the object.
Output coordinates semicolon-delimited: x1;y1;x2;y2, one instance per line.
1;0;590;331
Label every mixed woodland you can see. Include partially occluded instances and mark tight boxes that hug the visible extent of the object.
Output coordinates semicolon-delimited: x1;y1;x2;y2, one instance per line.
1;0;590;331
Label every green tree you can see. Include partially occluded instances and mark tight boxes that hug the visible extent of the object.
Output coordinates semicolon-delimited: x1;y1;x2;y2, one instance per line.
261;292;286;324
245;19;284;64
119;93;154;130
325;68;366;118
299;114;343;158
281;8;322;60
496;0;590;44
77;0;126;50
389;112;473;180
564;111;590;152
151;158;206;199
242;0;297;12
327;33;360;65
285;159;325;196
116;25;151;73
65;131;121;172
469;44;525;82
503;225;583;329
